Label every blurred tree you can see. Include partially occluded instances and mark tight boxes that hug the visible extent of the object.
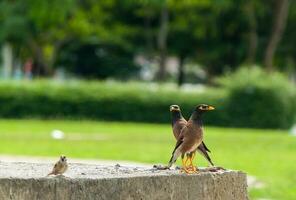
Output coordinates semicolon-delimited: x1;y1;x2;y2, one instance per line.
277;0;296;73
133;3;158;57
0;0;28;78
127;0;169;81
244;0;258;64
0;0;140;78
264;0;290;71
57;41;139;79
167;0;209;86
28;0;77;75
1;0;295;81
156;1;169;81
0;0;76;76
168;0;249;85
56;0;141;79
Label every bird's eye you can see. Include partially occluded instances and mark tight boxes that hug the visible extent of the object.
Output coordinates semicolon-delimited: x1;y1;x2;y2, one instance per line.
199;105;207;110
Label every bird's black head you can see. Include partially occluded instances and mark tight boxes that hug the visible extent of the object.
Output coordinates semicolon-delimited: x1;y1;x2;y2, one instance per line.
195;104;215;113
190;104;215;122
169;105;181;112
60;155;67;162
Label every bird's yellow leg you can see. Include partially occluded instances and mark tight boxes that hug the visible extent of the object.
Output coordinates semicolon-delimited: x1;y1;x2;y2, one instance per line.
186;155;193;170
181;157;191;173
184;155;190;167
188;153;198;173
185;153;194;170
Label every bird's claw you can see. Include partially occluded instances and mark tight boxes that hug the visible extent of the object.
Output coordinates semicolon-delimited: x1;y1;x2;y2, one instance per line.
181;155;199;174
180;168;198;174
180;165;199;174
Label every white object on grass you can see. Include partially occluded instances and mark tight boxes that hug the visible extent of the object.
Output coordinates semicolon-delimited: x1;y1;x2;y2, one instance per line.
290;124;296;136
51;130;65;140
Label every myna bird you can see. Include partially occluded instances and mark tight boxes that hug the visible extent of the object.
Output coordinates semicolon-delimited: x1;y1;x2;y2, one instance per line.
170;105;214;167
47;155;68;176
168;104;215;173
169;105;187;140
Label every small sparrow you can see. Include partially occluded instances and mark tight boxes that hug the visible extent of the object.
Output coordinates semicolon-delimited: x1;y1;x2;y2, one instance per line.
47;155;68;176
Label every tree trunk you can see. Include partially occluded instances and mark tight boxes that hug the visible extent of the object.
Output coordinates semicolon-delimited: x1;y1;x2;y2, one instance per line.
156;5;169;81
264;0;289;71
34;47;50;76
27;39;51;76
144;15;153;57
177;55;185;87
1;42;13;79
48;40;68;72
245;1;258;64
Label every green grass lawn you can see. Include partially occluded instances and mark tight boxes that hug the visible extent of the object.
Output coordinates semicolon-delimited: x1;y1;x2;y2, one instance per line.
0;119;295;200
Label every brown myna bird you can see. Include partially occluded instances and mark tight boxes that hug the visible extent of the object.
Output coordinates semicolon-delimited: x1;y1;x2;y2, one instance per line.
47;155;68;176
170;105;214;167
170;105;187;139
168;104;214;173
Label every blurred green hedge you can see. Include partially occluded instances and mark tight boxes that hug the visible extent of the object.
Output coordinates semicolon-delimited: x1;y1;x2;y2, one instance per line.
0;68;295;129
0;81;226;125
216;67;296;129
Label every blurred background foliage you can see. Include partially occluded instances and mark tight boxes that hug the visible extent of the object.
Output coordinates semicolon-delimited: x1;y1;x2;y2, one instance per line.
0;0;295;128
0;0;295;79
0;67;294;129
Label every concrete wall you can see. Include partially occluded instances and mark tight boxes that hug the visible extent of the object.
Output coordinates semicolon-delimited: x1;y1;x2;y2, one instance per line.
0;162;248;200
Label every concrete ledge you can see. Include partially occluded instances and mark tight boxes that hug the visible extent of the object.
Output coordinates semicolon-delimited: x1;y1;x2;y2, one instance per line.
0;162;248;200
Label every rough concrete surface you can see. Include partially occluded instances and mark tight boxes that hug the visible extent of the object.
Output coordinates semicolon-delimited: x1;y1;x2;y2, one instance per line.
0;155;151;167
0;162;248;200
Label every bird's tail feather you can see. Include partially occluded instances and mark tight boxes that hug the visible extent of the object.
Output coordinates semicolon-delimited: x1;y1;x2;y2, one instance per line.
168;150;181;168
47;172;54;176
197;149;214;166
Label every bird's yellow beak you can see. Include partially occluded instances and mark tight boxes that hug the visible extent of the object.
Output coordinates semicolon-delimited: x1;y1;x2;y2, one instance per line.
207;106;215;110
